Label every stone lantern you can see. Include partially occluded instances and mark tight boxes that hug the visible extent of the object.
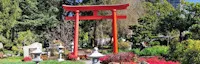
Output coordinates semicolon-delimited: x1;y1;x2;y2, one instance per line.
70;42;74;53
58;43;64;62
31;47;43;64
88;47;104;64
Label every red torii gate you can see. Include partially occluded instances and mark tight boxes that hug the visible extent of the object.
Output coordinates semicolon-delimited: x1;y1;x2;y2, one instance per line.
62;4;129;57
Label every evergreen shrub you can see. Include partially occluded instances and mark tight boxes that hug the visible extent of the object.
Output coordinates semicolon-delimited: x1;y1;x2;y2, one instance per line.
132;46;169;56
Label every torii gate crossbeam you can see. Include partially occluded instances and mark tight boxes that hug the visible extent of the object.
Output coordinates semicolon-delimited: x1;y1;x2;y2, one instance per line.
62;4;129;57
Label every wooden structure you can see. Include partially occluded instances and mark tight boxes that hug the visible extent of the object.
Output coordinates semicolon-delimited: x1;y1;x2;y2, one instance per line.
62;4;129;57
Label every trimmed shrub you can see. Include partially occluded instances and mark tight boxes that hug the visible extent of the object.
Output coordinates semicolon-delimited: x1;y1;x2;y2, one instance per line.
131;48;141;55
132;46;169;56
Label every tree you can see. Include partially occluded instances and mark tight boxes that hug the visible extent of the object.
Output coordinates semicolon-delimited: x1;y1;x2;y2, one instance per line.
188;24;200;39
159;2;199;42
18;0;59;34
17;0;75;46
0;0;22;48
171;39;200;64
129;0;174;47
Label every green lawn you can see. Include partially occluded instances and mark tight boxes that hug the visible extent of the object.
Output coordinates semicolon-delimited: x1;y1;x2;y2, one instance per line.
0;57;85;64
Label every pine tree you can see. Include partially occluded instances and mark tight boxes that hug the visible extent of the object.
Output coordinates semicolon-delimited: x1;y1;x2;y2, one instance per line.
0;0;22;47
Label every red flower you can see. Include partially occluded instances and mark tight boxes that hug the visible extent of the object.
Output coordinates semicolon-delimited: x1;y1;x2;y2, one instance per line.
67;53;78;60
139;56;180;64
99;52;136;64
99;56;109;62
22;56;32;62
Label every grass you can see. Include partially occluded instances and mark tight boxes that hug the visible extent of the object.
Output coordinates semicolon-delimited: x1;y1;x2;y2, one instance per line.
0;57;85;64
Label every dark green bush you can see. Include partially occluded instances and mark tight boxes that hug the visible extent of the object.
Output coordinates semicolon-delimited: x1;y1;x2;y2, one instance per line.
171;39;200;64
149;41;160;46
132;45;169;56
131;48;141;55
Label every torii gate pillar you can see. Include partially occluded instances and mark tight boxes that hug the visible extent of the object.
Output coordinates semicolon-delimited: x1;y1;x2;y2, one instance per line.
112;9;118;53
63;4;129;57
74;10;79;57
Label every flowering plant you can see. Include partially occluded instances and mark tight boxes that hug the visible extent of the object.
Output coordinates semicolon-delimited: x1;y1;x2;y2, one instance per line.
66;53;78;60
99;52;136;64
22;56;32;62
139;56;180;64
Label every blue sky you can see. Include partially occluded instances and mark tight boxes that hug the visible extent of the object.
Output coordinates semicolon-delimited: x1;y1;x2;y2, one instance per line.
187;0;200;3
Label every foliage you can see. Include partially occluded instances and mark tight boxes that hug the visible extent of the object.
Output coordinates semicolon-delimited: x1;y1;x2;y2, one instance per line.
99;50;110;54
159;2;200;42
79;29;89;48
10;30;36;55
0;0;21;32
99;52;135;64
139;56;180;64
131;48;141;55
18;0;59;31
0;35;12;47
0;57;23;63
22;56;32;62
188;24;200;39
118;41;131;50
132;46;169;56
170;39;200;64
64;49;70;55
182;40;200;64
15;30;36;46
129;0;174;47
11;46;20;55
3;50;14;56
149;41;160;46
0;0;21;49
159;10;196;42
16;0;64;44
118;49;130;53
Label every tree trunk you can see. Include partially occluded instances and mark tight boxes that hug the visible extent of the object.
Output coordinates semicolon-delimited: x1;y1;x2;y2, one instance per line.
93;22;97;47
